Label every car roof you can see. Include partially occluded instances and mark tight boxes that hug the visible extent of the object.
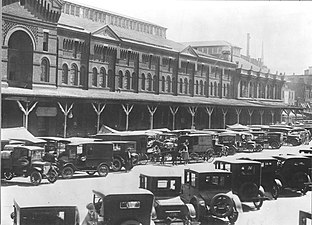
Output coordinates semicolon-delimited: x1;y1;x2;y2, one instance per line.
14;197;77;208
12;146;45;151
67;141;114;146
37;137;72;143
140;168;181;177
214;158;261;165
93;187;153;198
95;140;136;144
238;156;278;162
184;163;231;174
273;154;310;160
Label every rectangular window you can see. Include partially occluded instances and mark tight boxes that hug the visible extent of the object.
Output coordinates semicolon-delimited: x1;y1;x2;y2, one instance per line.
43;32;49;51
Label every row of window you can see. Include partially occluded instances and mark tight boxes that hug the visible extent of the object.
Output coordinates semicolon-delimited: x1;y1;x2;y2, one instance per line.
240;81;281;99
62;2;166;37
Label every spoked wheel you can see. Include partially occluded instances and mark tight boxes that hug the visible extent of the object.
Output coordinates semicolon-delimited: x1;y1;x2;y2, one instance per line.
30;171;42;186
112;158;123;172
3;170;14;180
97;163;109;177
228;211;239;224
61;166;74;179
205;149;215;163
47;170;58;183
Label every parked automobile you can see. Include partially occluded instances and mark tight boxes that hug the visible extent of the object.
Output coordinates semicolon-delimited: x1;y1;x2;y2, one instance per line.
249;130;269;149
180;165;242;224
139;171;198;224
58;141;113;178
92;187;155;225
214;158;267;209
272;154;312;194
266;132;284;149
268;126;302;146
1;145;58;185
38;136;71;156
10;197;80;225
238;156;282;199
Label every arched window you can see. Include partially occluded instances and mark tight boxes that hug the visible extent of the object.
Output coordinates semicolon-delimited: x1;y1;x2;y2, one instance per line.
62;64;68;84
132;72;137;91
71;64;78;85
125;70;131;90
99;67;106;88
92;67;98;87
179;78;183;93
166;76;171;93
200;80;204;95
141;73;146;90
210;82;213;96
40;58;50;82
195;80;199;94
189;79;192;95
118;71;123;89
227;84;230;97
204;81;207;96
80;66;86;87
184;78;188;94
161;76;165;92
153;75;157;91
107;69;114;88
147;73;152;91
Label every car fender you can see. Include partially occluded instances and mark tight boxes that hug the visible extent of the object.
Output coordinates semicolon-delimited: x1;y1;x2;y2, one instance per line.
274;179;283;188
62;163;76;171
231;194;243;213
184;203;196;219
259;186;265;195
32;166;43;172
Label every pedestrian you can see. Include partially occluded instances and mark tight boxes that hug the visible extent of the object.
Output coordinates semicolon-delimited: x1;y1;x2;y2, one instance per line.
82;203;99;225
180;140;189;165
171;144;179;165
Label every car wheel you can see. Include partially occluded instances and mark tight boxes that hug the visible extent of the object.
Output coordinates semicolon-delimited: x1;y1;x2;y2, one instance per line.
190;199;202;221
30;171;42;186
3;171;14;180
270;141;280;149
228;211;239;224
97;164;109;177
292;172;310;192
47;170;58;183
86;171;96;176
256;144;263;152
112;158;123;172
131;154;139;165
239;182;259;200
120;220;140;225
61;166;74;179
210;194;234;218
253;191;264;210
271;184;280;200
190;152;200;162
228;146;236;155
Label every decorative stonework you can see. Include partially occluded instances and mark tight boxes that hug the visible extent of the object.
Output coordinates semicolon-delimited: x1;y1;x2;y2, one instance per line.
3;20;38;44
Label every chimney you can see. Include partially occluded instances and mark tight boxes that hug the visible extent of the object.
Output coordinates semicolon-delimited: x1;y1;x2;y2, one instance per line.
247;33;250;58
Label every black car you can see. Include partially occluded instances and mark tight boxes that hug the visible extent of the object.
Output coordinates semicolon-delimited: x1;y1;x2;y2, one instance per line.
58;141;113;178
214;158;267;209
180;165;242;224
1;145;58;185
139;171;198;224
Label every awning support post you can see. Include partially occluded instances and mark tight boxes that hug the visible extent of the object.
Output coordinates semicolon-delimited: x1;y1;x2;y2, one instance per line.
222;108;228;129
248;109;254;125
17;101;38;130
91;103;106;133
188;106;198;129
122;104;134;131
271;110;275;124
235;108;242;124
169;106;179;130
259;110;264;125
58;102;74;138
205;106;214;129
147;105;158;130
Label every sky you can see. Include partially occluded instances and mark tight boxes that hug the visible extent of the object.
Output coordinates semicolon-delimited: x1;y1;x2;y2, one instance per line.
69;0;312;75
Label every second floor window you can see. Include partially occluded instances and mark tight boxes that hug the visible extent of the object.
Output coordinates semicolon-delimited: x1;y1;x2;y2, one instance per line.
40;58;49;82
43;32;49;51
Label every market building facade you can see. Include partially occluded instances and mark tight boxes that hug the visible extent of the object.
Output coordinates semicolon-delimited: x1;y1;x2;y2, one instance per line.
1;0;298;137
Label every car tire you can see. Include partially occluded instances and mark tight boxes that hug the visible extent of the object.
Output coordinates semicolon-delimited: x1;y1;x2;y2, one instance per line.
112;158;123;172
120;220;140;225
292;172;310;192
61;166;74;179
97;163;109;177
86;171;96;176
210;194;234;217
270;141;280;149
253;190;264;210
271;184;280;200
3;170;14;180
47;170;58;183
239;182;259;200
228;146;236;155
30;171;42;186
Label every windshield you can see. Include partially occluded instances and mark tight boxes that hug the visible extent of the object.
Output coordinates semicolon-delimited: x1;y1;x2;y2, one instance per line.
199;174;231;190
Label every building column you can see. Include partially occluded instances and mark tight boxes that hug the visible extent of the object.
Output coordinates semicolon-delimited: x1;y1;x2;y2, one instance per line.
235;108;242;124
17;101;38;130
271;110;275;124
122;104;134;131
57;102;74;138
205;106;214;129
259;110;264;125
248;109;254;125
188;106;198;129
169;106;179;130
147;105;158;129
91;103;106;133
222;108;228;129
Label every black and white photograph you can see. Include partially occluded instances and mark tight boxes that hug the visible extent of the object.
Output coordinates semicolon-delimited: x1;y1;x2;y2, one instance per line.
1;0;312;225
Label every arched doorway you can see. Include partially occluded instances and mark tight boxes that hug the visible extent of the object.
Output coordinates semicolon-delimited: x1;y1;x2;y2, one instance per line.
8;30;34;88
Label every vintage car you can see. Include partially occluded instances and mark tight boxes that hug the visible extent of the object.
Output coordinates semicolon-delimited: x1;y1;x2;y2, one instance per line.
1;145;58;185
214;158;267;209
139;171;198;224
92;187;155;225
10;197;80;225
38;136;71;156
272;154;312;194
268;126;302;146
58;141;113;178
238;156;282;199
180;165;242;224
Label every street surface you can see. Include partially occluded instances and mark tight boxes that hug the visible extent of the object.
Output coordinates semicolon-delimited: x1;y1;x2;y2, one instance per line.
1;144;312;225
